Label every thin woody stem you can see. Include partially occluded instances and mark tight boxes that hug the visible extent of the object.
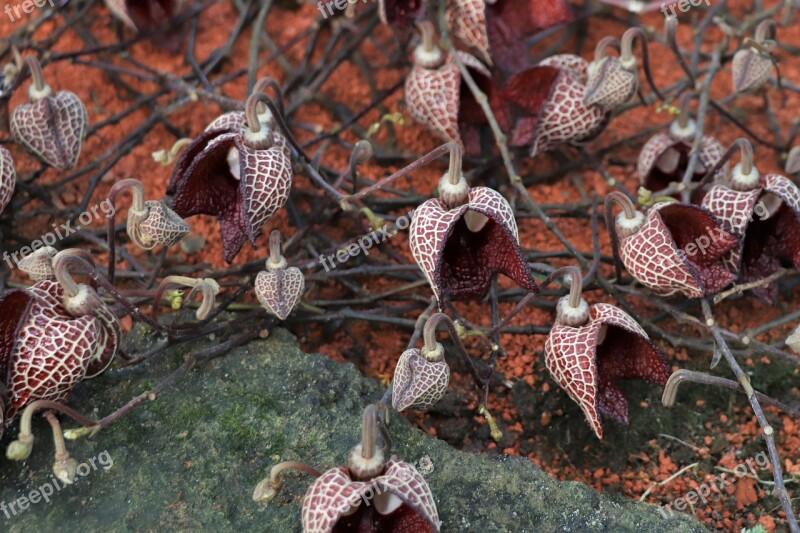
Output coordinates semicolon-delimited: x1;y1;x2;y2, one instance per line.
106;178;147;284
701;299;799;533
420;313;486;387
677;91;694;129
253;460;322;503
621;27;664;101
604;191;639;283
662;369;800;417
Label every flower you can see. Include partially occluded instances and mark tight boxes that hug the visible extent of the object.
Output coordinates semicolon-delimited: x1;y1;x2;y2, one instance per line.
167;89;292;263
605;192;739;298
544;267;670;438
409;145;538;305
254;231;304;320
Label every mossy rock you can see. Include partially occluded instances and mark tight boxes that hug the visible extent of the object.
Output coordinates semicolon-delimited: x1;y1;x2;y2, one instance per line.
0;328;706;532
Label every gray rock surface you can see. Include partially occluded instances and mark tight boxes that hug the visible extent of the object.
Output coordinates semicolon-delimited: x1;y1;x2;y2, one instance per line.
0;328;706;532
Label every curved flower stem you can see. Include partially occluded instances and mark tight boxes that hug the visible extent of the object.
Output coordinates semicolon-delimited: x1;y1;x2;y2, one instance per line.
253;461;321;503
56;252;169;332
43;411;77;483
418;20;436;53
620;27;664;101
676;91;694;130
346;142;453;201
697;137;754;189
361;404;377;460
152;276;219;322
447;142;462;186
665;17;695;86
593;36;620;62
347;140;372;195
53;249;95;298
701;299;799;533
106;178;148;285
18;400;99;438
25;55;46;92
253;76;284;121
662;369;800;417
754;18;777;43
543;266;583;309
268;230;284;268
604;191;639;283
422;313;485;387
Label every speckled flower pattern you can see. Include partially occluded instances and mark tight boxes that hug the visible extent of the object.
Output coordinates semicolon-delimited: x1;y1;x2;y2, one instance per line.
391;348;450;411
255;267;304;320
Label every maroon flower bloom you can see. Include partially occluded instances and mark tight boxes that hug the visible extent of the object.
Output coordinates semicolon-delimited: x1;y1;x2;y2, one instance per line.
254;405;440;532
638;94;728;195
485;0;573;75
404;22;496;156
0;145;15;216
544;267;670;439
605;192;739;298
167;90;292;263
104;0;186;49
499;55;610;157
409;145;538;305
701;141;800;302
0;251;120;426
378;0;425;28
302;406;439;532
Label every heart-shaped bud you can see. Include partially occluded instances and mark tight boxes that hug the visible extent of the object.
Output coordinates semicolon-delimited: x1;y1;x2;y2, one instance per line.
445;0;491;64
0;145;15;215
410;144;539;305
638;93;728;195
500;56;609;156
544;267;670;439
605;191;738;298
18;246;58;281
134;200;191;249
108;178;190;252
255;230;304;320
732;20;777;95
701;139;800;302
302;405;441;532
392;313;457;412
168;86;293;263
11;57;88;170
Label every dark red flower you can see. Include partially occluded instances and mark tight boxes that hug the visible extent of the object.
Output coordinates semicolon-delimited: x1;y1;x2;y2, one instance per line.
378;0;425;29
485;0;573;75
499;56;610;156
606;192;739;298
701;170;800;302
410;148;538;305
104;0;185;49
546;301;669;439
167;97;292;263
